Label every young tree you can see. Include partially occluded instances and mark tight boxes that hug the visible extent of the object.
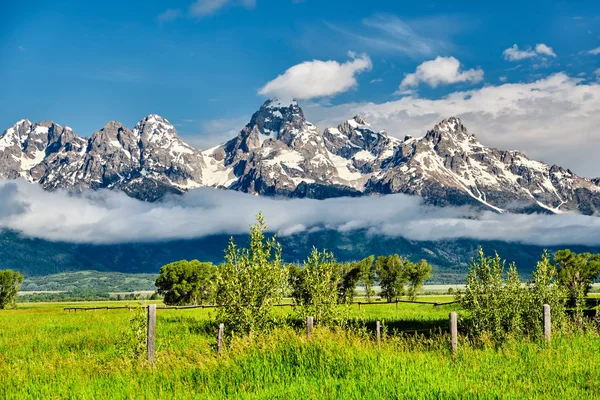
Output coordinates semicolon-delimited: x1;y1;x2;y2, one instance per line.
525;250;566;335
460;248;511;339
155;260;216;305
405;259;432;300
374;255;407;302
216;213;287;336
291;248;341;324
553;249;600;303
0;269;24;309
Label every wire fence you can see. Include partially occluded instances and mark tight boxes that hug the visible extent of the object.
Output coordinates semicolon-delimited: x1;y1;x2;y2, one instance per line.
63;298;462;312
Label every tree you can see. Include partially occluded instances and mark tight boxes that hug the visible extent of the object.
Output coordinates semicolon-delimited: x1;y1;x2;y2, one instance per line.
553;249;600;303
0;269;24;309
405;259;432;301
216;213;287;336
337;256;374;303
155;260;216;305
291;248;341;324
525;250;566;334
374;255;407;302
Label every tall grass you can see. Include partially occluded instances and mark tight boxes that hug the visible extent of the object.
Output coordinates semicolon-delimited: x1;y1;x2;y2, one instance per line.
1;301;599;399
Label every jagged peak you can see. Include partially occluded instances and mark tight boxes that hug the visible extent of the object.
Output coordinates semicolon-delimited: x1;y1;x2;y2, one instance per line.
426;116;477;145
102;120;128;130
352;114;370;126
263;98;298;109
139;114;172;125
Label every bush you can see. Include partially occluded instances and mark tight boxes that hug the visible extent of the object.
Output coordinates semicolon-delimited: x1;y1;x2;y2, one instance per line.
215;213;287;336
459;248;567;342
0;270;24;309
290;248;341;325
155;260;216;305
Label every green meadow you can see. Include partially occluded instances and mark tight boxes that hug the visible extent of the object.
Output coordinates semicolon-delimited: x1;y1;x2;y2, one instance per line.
1;298;600;399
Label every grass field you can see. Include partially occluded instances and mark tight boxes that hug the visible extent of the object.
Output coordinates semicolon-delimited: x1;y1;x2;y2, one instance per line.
1;298;600;399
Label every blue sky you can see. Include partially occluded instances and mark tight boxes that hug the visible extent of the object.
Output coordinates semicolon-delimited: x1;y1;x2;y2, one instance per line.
1;0;600;175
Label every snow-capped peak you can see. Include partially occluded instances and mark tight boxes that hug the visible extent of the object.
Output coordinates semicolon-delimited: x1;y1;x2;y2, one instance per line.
352;114;370;127
264;98;298;109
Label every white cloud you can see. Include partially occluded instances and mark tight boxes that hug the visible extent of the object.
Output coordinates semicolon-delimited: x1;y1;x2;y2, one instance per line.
503;44;537;61
588;47;600;55
535;43;557;57
304;72;600;177
503;43;557;61
258;52;372;100
399;56;484;89
189;0;255;17
2;180;600;247
157;9;182;24
325;14;458;59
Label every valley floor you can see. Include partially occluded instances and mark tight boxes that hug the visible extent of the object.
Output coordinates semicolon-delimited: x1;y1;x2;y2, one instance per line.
1;299;599;399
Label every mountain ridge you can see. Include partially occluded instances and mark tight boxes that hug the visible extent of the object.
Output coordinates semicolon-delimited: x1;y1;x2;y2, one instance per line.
2;99;599;213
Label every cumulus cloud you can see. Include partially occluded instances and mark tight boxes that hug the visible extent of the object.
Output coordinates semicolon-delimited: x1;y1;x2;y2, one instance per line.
535;43;557;57
503;43;556;61
1;180;600;247
258;52;372;100
303;72;600;177
399;56;484;89
587;47;600;55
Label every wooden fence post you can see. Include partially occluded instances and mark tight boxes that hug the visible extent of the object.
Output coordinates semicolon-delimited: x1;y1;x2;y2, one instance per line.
306;316;313;337
147;304;156;363
358;302;361;310
217;323;224;356
395;299;399;311
543;304;551;344
376;321;381;347
449;312;457;353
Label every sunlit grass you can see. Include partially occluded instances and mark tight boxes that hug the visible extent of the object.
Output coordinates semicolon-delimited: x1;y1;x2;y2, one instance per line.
1;299;599;399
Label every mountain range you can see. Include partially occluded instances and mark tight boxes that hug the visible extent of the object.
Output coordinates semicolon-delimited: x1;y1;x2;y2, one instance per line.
2;99;600;214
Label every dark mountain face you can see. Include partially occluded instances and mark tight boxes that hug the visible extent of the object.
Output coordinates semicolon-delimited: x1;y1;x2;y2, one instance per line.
2;99;600;213
2;228;598;283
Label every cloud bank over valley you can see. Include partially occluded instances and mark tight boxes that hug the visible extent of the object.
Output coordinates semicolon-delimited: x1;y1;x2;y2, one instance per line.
1;180;600;247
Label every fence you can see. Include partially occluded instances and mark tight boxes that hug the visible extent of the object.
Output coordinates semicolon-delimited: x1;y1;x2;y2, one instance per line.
64;301;554;362
63;298;460;312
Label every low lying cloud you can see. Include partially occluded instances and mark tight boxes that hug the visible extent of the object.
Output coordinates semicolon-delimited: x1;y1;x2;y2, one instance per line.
258;52;372;100
1;180;600;247
399;56;484;89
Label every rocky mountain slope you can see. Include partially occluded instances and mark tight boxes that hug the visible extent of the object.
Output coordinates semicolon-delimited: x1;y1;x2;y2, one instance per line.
2;99;600;213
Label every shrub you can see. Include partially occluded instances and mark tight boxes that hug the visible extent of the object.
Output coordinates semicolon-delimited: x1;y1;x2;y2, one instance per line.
290;248;341;325
525;250;567;335
215;213;287;336
459;249;524;340
459;248;567;342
